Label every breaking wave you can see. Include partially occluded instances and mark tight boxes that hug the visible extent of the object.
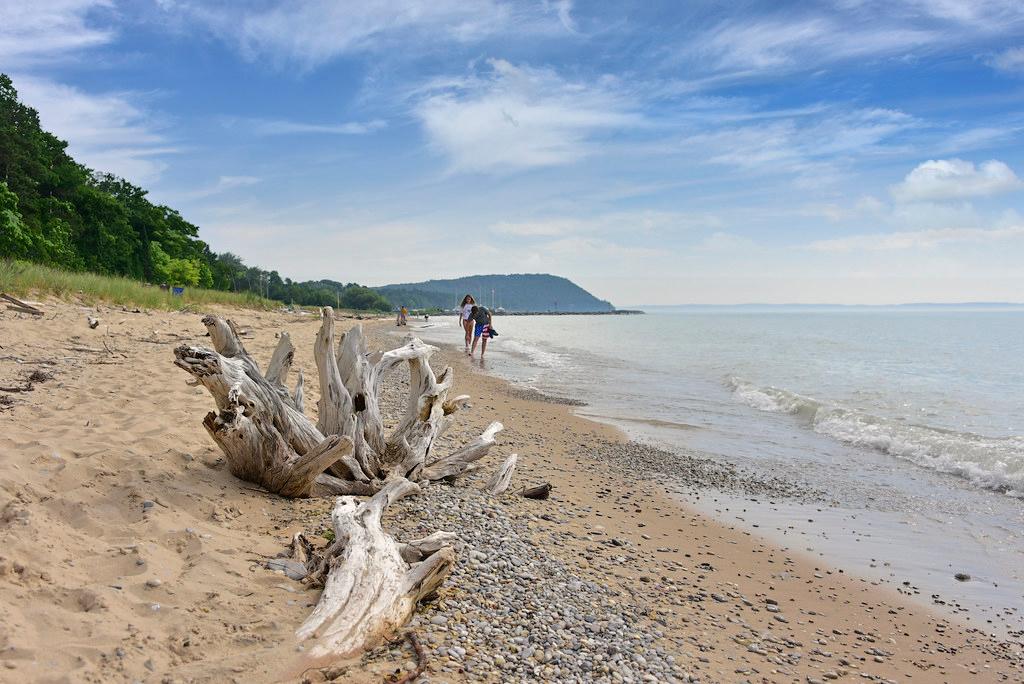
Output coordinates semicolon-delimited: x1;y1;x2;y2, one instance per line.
727;376;1024;496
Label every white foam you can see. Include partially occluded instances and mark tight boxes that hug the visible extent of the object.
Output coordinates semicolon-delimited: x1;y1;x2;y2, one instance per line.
499;339;569;369
727;376;1024;496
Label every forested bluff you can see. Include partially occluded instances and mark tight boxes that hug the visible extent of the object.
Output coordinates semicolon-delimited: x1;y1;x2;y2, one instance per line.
0;73;391;311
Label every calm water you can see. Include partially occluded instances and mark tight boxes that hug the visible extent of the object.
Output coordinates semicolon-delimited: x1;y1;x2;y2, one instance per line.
405;309;1024;637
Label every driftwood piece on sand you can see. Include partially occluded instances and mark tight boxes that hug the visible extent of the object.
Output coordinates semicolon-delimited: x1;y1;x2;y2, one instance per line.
174;308;507;661
1;293;43;316
174;309;503;496
483;453;518;495
522;482;552;500
296;479;456;660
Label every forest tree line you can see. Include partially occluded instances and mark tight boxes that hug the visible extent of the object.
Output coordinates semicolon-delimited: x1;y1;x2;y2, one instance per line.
0;74;392;311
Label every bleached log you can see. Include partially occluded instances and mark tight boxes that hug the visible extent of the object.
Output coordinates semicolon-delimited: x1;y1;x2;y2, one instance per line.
265;331;294;387
204;315;249;361
314;308;356;440
176;313;504;496
483;453;517;495
293;368;305;412
296;479;456;659
421;421;504;481
199;392;354;498
174;343;321;455
311;473;380;497
398;531;459;563
380;339;455;477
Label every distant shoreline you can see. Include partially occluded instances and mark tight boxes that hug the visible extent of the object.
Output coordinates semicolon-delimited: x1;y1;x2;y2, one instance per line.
441;309;644;316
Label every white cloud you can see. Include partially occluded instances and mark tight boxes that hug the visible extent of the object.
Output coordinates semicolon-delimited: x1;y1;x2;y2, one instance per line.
808;225;1024;252
679;107;916;181
12;75;175;184
549;0;576;33
184;175;261;200
237;118;387;136
690;17;933;73
890;159;1023;202
416;59;643;173
896;0;1024;29
0;0;113;66
681;1;1024;79
990;47;1024;73
165;0;570;69
937;126;1019;153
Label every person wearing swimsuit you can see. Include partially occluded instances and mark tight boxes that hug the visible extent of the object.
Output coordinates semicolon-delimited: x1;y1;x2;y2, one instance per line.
459;294;476;353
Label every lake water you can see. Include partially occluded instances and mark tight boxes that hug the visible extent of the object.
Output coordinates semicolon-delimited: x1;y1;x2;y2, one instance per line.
404;308;1024;638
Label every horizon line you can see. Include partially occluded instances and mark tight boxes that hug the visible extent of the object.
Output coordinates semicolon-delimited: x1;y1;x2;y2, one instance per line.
625;301;1024;308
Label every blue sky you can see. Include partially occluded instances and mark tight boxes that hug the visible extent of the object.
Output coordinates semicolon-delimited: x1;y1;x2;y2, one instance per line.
4;0;1024;304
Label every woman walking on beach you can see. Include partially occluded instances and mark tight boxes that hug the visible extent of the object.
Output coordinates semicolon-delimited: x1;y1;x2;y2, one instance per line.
460;294;476;353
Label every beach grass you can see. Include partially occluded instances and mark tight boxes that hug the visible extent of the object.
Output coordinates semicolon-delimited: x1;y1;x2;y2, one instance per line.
0;260;278;310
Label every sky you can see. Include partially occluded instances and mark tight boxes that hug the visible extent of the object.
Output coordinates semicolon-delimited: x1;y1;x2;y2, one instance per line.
3;0;1024;305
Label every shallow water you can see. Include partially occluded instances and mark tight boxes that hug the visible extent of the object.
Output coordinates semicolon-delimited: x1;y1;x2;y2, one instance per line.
405;309;1024;638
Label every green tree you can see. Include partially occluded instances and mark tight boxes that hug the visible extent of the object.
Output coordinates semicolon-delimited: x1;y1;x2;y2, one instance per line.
0;181;31;257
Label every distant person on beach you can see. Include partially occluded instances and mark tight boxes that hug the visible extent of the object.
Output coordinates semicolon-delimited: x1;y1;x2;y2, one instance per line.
469;304;492;358
460;294;476;353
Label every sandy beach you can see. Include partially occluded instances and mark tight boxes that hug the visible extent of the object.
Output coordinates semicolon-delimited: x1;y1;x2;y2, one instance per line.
0;300;1021;683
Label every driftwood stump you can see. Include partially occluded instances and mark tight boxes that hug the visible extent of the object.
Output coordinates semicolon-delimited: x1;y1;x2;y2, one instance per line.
173;309;502;497
173;308;505;660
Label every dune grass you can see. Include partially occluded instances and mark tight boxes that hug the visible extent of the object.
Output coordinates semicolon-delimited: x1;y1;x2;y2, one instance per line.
0;260;278;311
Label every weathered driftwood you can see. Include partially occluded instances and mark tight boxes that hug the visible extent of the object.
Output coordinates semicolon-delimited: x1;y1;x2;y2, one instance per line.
295;479;456;659
1;293;43;315
483;453;518;495
522;482;552;500
174;308;503;497
420;421;504;481
174;308;506;661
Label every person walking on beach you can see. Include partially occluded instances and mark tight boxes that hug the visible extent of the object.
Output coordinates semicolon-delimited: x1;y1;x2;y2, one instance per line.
469;304;492;359
460;294;476;353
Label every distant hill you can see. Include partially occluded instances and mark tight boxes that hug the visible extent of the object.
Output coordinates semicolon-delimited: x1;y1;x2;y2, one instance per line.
376;274;614;312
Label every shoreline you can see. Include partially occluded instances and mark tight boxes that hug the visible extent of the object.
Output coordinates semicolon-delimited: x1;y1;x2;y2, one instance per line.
0;301;1020;682
390;326;1024;682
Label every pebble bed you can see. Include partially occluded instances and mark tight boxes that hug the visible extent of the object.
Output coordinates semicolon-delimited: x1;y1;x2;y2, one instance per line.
366;483;692;683
503;386;588;407
584;438;825;502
